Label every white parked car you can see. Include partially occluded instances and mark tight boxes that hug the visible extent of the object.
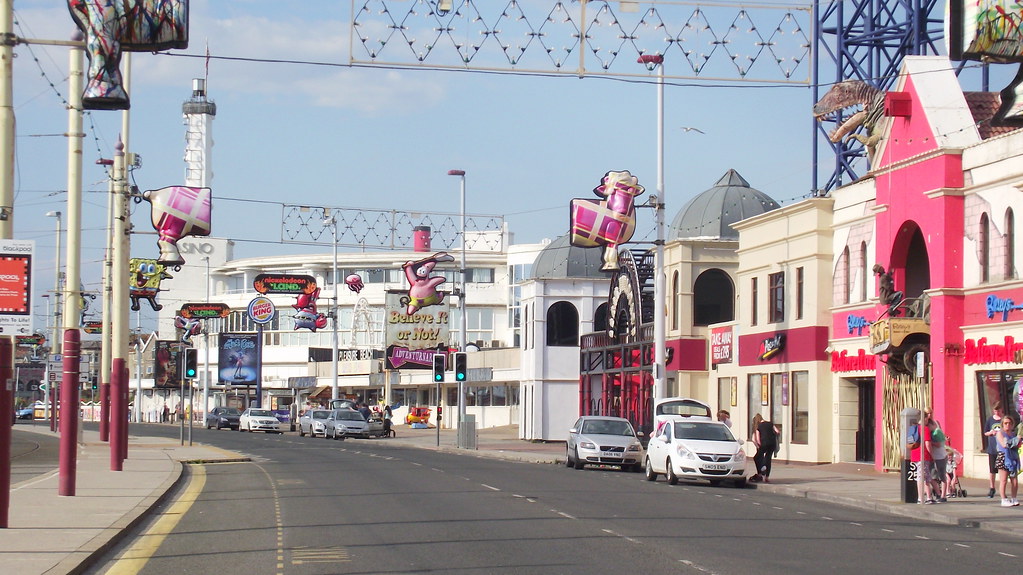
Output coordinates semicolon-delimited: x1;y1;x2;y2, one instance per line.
645;417;747;488
566;415;645;472
239;408;284;433
297;409;331;437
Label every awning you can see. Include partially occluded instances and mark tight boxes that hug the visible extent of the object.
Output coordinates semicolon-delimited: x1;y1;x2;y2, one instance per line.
307;386;332;399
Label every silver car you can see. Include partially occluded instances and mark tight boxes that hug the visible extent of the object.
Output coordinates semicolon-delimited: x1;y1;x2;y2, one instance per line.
238;408;283;433
297;409;331;437
644;417;748;488
566;416;645;471
323;409;370;440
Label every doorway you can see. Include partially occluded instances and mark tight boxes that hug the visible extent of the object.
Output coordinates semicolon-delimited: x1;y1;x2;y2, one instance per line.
855;378;875;463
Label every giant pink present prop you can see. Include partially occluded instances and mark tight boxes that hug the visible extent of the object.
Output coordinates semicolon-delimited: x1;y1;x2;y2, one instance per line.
570;170;644;271
142;186;212;267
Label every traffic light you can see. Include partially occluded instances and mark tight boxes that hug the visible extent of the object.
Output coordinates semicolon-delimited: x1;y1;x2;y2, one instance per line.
453;352;467;382
183;348;199;380
432;353;445;382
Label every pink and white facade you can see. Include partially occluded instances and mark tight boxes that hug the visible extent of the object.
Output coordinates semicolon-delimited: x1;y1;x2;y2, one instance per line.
828;57;1023;476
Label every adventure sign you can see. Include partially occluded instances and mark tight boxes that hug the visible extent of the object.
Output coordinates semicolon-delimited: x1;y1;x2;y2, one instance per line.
252;274;317;295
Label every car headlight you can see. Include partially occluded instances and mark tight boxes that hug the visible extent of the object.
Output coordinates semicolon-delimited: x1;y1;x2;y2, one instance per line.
675;444;696;459
734;450;746;462
627;443;642;452
580;441;596;449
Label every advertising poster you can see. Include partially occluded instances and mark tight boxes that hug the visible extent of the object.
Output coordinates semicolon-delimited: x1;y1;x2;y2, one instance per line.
384;290;450;370
0;239;33;335
219;332;260;385
710;326;733;365
154;340;183;389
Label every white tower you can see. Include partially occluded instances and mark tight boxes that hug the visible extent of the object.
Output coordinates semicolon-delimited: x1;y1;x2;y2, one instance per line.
182;78;215;187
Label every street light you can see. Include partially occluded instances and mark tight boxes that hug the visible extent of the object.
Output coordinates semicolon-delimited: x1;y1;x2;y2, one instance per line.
447;169;467;430
637;54;666;401
45;211;63;356
323;213;339;402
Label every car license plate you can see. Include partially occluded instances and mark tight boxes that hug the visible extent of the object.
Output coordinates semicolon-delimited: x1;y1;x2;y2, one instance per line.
704;463;727;471
600;451;622;458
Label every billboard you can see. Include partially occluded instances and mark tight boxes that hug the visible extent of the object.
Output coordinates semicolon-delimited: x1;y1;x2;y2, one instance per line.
154;340;184;389
219;332;260;385
0;239;33;335
384;290;450;370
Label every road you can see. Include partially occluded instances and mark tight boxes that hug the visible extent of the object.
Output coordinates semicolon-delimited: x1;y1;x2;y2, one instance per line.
11;423;1019;575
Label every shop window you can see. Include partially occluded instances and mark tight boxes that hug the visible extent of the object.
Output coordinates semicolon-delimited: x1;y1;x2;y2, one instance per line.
791;371;808;444
977;371;1023;450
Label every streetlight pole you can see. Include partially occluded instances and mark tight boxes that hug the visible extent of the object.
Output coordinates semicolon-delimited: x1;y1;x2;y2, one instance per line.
638;53;666;402
202;256;211;420
45;211;62;431
323;213;339;402
447;170;467;429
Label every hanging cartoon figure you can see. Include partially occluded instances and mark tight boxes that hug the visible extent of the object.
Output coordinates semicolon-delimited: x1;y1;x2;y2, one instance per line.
345;273;364;294
402;252;455;315
129;258;172;311
174;315;202;344
293;286;328;331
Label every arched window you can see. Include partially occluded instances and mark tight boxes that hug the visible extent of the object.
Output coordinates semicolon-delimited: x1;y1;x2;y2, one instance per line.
859;242;868;301
1006;209;1016;280
693;269;734;326
594;303;609;333
840;246;850;304
980;213;990;283
671;271;680;330
546;301;579;346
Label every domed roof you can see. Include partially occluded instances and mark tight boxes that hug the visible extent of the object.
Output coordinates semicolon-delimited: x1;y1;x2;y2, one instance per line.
531;234;607;280
670;169;781;240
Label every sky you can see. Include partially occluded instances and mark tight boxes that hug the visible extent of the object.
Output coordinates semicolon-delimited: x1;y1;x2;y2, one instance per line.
7;0;1007;332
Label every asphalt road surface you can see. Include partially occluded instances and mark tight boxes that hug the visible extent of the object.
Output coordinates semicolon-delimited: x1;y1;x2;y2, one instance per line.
16;424;1018;575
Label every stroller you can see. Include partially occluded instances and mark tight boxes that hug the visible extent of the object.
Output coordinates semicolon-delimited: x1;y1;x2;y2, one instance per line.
945;445;967;498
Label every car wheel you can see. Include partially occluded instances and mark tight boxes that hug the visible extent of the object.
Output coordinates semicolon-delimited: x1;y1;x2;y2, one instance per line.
566;448;574;467
709;479;723;487
573;449;585;470
733;478;748;489
299;426;305;437
644;458;658;481
631;463;643;473
665;460;679;485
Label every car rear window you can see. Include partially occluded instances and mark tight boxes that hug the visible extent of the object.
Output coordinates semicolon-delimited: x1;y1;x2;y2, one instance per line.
312;411;330;419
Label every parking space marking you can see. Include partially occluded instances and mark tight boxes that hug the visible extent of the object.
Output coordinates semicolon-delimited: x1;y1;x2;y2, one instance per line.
482;484;500;491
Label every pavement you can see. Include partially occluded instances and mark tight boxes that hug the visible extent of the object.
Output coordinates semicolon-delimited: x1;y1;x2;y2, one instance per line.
5;422;1023;575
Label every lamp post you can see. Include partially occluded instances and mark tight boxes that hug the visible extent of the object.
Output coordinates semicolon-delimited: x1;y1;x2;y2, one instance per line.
323;213;339;402
447;169;467;429
637;53;666;402
202;256;211;420
45;211;63;431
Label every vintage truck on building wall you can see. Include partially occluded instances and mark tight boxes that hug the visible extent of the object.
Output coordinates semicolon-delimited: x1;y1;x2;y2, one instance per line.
869;298;931;376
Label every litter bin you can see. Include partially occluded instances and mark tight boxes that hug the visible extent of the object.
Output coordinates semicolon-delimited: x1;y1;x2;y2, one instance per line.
901;407;922;503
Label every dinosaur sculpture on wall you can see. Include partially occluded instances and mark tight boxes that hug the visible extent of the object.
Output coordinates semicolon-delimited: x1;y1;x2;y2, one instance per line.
813;80;886;166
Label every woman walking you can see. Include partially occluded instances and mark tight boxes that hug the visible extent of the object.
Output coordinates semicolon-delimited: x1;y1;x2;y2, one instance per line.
751;413;780;483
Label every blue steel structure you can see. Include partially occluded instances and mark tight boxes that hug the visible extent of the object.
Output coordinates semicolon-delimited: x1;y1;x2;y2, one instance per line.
813;0;946;194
